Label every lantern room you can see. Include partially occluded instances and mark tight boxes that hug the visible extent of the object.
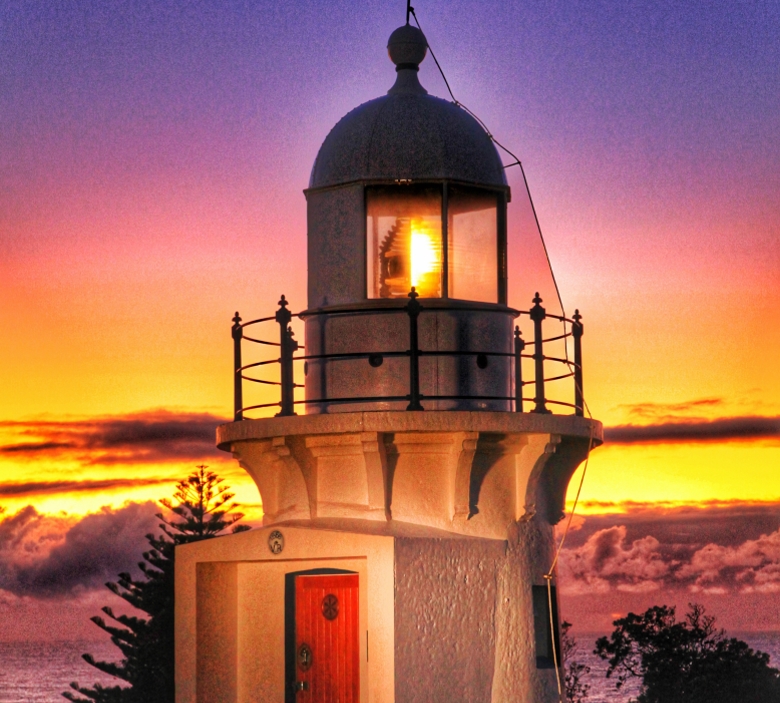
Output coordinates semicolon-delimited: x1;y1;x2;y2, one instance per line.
304;23;515;414
307;24;508;310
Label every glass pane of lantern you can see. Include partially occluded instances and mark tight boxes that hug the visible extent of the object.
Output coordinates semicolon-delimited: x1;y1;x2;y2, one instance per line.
366;186;443;299
448;188;498;303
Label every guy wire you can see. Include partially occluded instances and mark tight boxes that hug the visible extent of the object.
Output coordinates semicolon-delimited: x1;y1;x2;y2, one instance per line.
410;7;568;325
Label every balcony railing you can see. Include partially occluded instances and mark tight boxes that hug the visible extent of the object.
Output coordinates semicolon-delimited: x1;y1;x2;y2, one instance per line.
231;290;584;421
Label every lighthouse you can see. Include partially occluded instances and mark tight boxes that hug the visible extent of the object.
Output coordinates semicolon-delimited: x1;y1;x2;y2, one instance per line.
175;20;602;703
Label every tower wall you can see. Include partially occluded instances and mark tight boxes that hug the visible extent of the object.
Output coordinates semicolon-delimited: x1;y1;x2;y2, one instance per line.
303;305;514;413
176;520;565;703
176;413;598;702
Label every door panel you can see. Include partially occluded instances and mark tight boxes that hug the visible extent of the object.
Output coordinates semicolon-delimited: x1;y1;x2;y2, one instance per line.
295;574;359;703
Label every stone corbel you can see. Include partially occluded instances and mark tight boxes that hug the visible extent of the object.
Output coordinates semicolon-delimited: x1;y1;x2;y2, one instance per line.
520;435;561;522
282;435;320;519
452;432;480;522
523;435;591;524
360;432;389;518
269;436;312;520
466;433;529;521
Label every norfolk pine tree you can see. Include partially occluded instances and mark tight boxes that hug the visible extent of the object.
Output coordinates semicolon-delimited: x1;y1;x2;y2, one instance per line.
64;466;251;703
595;603;780;703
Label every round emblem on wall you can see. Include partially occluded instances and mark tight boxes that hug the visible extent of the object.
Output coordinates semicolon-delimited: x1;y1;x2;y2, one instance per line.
297;642;313;671
321;593;339;620
267;529;284;555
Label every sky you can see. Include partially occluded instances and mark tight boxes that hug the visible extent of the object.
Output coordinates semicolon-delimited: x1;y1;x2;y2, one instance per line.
1;0;779;649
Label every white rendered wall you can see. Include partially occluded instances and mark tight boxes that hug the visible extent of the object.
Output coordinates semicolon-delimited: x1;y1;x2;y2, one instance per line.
175;526;395;703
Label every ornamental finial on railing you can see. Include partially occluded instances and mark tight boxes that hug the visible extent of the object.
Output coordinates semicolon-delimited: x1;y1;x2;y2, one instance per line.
276;295;291;327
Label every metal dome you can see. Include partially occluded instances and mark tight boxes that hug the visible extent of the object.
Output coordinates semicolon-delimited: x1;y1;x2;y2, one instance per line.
308;25;507;190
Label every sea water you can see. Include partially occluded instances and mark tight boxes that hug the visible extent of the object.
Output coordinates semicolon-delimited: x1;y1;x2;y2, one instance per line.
0;634;779;702
0;640;122;703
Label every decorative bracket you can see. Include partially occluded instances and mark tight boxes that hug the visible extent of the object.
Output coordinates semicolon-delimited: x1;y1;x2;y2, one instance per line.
360;432;390;518
452;432;480;522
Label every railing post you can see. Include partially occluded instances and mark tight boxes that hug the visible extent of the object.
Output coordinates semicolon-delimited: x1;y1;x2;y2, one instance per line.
572;309;584;417
406;288;423;411
514;326;525;413
232;312;243;421
275;295;298;416
530;293;550;414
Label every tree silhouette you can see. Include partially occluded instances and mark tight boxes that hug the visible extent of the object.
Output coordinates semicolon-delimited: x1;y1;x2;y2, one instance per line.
595;603;780;703
64;466;250;703
562;620;590;702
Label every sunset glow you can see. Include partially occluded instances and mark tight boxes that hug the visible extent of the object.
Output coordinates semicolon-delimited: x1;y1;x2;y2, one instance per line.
1;0;778;647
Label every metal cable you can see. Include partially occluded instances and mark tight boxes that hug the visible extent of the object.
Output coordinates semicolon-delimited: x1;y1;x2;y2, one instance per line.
545;390;596;702
409;7;569;363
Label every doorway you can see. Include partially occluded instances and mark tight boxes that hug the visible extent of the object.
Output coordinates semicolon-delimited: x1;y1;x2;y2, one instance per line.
285;570;360;703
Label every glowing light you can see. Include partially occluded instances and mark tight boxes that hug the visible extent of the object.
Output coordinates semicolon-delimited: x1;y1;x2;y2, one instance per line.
409;219;441;296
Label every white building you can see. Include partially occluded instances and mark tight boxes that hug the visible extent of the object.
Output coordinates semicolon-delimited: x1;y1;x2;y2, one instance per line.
176;21;602;703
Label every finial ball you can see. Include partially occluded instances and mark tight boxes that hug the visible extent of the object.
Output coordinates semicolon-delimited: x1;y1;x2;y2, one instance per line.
387;24;427;67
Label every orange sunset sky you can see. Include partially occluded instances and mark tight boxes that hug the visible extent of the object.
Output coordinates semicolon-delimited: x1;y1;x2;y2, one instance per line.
1;0;779;639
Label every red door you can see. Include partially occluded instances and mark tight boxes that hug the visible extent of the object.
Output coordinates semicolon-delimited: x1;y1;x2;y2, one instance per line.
294;574;360;703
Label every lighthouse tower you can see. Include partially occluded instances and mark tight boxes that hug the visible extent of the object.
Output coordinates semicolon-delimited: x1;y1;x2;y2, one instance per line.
175;21;602;703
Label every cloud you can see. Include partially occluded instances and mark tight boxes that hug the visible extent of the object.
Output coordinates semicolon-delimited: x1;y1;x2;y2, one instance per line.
564;501;780;549
678;531;780;594
558;526;671;595
0;503;159;598
0;409;229;465
558;502;780;597
604;416;780;444
0;442;75;454
619;398;725;420
0;478;176;497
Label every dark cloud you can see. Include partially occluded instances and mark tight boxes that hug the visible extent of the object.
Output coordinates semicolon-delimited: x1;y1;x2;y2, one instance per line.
0;478;175;497
0;503;159;598
618;398;725;420
0;410;228;464
0;442;74;454
604;416;780;444
558;502;780;597
565;502;780;549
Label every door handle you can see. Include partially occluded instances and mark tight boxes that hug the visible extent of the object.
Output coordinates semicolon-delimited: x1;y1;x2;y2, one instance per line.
295;681;309;692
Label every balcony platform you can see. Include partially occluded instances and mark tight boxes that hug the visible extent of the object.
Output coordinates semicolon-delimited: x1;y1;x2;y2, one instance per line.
218;410;602;539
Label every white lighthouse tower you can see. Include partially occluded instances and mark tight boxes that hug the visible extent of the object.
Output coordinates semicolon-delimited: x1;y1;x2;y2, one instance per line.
175;20;602;703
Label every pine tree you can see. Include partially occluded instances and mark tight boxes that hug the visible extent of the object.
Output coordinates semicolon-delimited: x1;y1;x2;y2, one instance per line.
64;466;251;703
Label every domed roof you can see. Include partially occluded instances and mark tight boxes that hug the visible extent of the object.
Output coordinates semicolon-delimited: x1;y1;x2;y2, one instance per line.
309;25;507;190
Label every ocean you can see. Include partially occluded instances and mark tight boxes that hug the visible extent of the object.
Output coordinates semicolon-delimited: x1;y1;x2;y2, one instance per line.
0;640;123;703
0;634;779;702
